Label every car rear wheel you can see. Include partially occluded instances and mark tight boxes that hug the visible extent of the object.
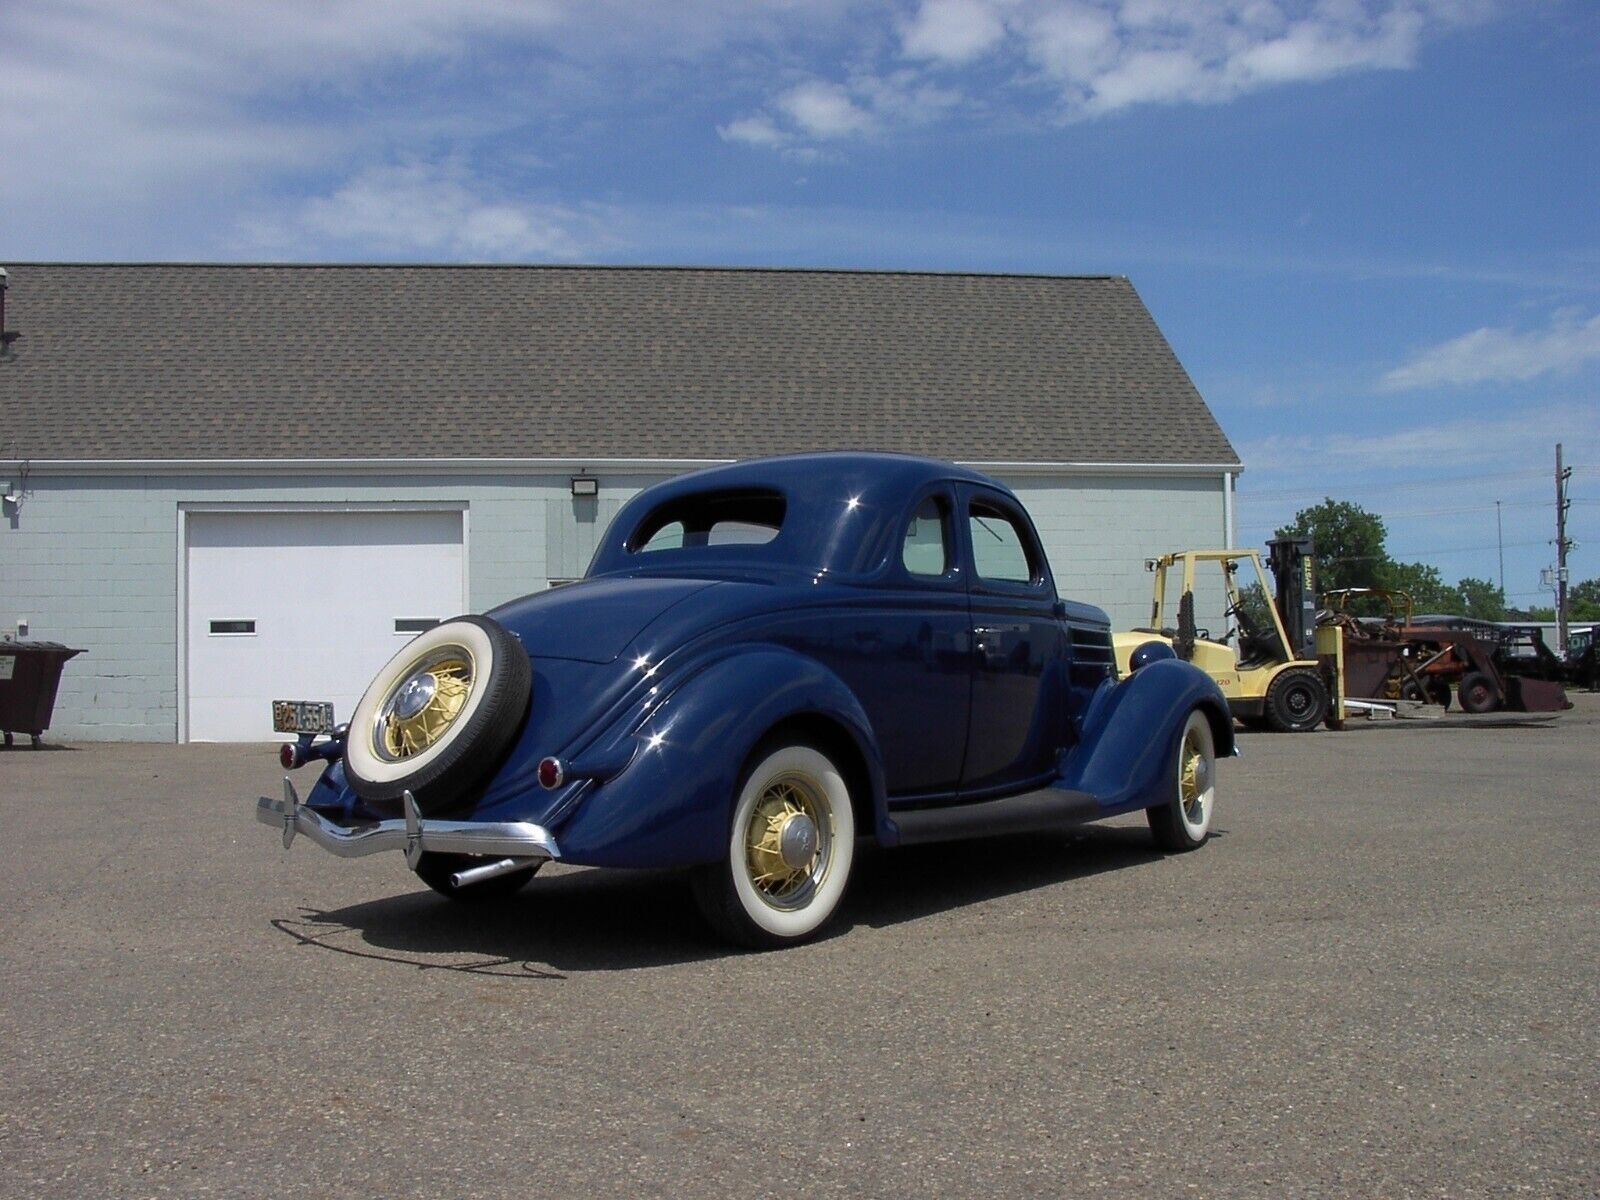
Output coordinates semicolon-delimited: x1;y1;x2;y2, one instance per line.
342;615;531;811
691;743;856;949
1148;709;1216;852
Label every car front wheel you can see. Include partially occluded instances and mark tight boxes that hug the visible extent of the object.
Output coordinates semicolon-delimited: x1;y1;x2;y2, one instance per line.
691;742;856;949
1148;708;1216;852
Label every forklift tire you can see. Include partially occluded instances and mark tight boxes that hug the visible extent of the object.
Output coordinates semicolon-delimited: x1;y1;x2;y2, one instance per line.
1457;671;1499;714
1263;667;1328;733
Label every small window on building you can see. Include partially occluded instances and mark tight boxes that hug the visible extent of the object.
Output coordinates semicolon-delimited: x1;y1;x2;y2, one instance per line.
630;490;785;553
394;618;440;635
209;619;256;636
902;496;951;577
969;502;1037;584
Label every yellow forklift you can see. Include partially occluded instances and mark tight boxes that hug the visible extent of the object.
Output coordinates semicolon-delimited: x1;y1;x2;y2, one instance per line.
1112;537;1337;732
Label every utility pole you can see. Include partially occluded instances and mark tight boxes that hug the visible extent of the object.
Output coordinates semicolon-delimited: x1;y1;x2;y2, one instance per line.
1495;499;1504;596
1555;444;1572;654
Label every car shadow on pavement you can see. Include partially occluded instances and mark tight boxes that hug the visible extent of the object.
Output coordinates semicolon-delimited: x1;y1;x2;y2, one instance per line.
272;822;1176;976
843;823;1169;932
274;866;719;977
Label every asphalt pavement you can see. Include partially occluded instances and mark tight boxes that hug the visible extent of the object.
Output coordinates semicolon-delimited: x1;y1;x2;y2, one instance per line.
2;695;1596;1198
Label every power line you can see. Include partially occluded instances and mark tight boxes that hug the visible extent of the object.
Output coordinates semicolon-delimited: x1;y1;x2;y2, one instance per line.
1236;466;1597;505
1254;499;1550;517
1228;467;1555;499
1238;499;1553;530
1386;538;1550;559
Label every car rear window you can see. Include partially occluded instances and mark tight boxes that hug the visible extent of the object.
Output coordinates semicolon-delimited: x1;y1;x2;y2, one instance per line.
629;489;786;553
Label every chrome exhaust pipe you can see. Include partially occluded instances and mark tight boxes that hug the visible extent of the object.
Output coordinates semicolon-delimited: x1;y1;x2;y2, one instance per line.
448;856;539;888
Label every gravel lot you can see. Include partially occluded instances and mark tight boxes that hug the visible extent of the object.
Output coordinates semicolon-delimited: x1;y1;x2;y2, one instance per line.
2;695;1596;1198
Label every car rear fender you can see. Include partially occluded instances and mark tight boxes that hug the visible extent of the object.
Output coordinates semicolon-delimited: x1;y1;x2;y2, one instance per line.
1058;658;1233;816
553;645;887;869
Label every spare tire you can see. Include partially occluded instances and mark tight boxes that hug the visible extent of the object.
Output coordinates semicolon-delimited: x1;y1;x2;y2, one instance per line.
342;615;531;810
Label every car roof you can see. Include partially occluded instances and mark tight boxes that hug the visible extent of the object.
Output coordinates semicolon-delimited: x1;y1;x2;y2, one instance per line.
637;451;996;499
588;452;1019;581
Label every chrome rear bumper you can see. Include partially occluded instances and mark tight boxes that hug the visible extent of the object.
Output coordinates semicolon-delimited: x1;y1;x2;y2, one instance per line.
256;778;560;868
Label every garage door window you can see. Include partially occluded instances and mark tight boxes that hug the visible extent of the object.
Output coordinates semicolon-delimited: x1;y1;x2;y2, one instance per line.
209;619;257;636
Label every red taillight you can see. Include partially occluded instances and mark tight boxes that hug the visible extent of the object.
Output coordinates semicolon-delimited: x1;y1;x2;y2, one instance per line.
537;757;564;789
279;743;297;770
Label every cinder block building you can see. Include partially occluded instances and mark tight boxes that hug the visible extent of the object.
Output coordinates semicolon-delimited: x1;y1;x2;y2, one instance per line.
0;264;1240;740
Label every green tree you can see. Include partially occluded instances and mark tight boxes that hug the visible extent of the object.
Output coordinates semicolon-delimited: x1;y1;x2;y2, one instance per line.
1270;495;1532;624
1569;578;1600;621
1276;499;1388;597
1379;560;1455;615
1453;577;1507;622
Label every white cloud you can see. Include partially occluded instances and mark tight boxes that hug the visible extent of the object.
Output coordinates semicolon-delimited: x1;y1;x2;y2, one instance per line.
721;1;1495;154
0;0;1514;251
1236;402;1600;476
0;0;858;236
0;1;572;198
254;160;610;260
776;80;878;139
901;0;1007;64
1380;310;1600;391
719;69;966;153
717;114;791;147
1022;4;1121;84
1021;1;1451;117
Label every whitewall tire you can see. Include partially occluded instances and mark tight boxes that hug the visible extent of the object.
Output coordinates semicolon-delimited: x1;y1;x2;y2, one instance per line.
1147;708;1216;852
692;743;856;948
342;615;531;811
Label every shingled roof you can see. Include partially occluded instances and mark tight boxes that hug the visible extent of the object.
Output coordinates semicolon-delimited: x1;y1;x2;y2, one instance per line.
0;264;1238;467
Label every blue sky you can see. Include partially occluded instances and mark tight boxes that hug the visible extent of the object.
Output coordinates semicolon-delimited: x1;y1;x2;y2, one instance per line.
4;0;1596;603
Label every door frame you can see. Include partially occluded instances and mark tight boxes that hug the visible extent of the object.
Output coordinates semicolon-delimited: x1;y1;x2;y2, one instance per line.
176;501;469;743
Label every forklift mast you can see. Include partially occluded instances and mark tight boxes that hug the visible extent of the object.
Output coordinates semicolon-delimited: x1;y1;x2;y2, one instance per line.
1266;536;1316;658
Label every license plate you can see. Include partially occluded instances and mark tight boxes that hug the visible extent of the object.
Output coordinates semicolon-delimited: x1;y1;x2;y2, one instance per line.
272;700;334;734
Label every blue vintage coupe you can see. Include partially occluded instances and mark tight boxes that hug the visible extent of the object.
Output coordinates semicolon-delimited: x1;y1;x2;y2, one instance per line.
258;453;1232;947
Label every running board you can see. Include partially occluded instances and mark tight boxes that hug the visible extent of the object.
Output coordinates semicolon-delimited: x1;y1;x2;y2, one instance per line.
890;786;1100;847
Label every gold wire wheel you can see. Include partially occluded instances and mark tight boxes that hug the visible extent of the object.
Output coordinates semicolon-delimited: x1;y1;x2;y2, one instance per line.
375;651;475;761
743;774;829;909
1178;725;1206;821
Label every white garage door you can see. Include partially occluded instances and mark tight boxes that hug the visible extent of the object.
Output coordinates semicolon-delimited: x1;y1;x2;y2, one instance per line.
186;509;465;742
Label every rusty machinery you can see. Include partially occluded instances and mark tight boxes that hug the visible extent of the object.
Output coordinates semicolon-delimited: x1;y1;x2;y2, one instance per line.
1319;589;1570;714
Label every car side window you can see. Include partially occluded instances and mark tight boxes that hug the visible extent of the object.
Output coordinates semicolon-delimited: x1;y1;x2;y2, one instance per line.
639;520;685;552
969;501;1036;584
902;496;952;577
